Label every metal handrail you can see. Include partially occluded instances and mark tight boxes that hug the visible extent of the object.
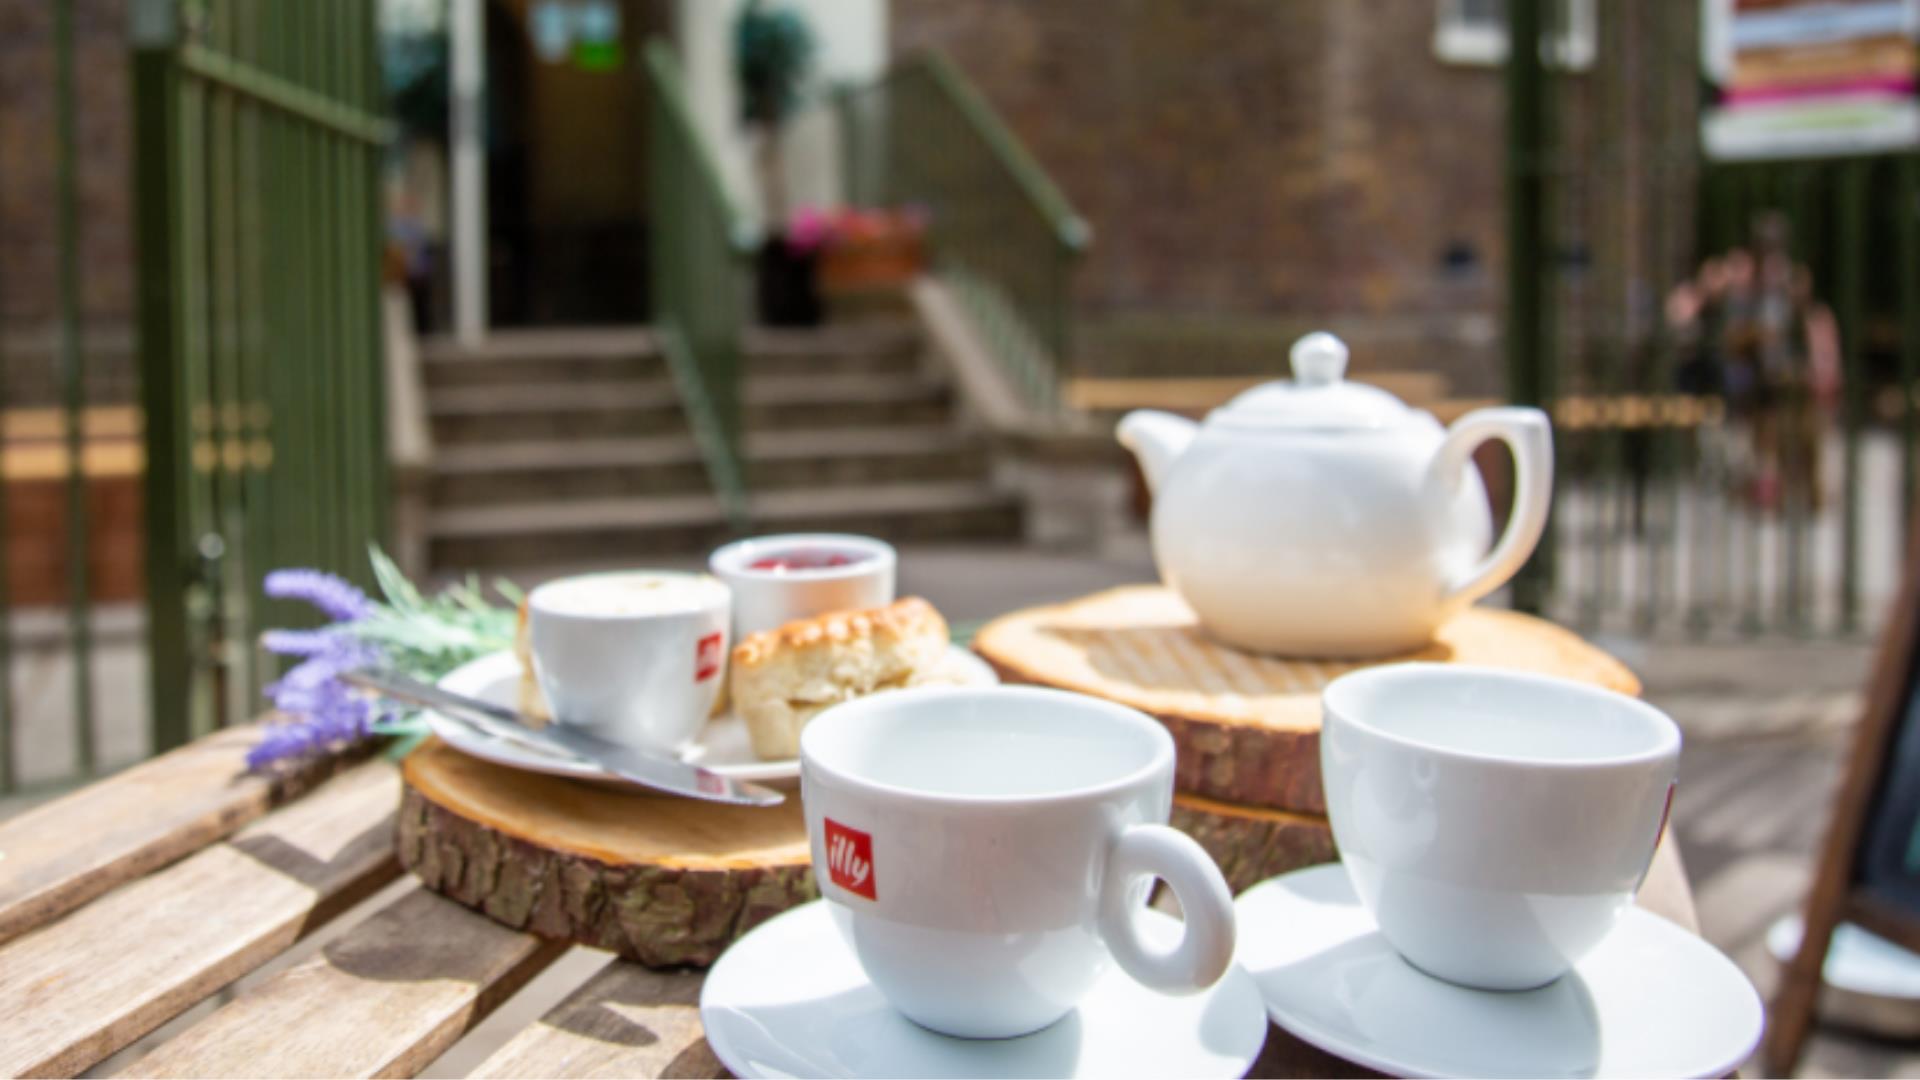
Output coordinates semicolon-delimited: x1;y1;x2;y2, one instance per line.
837;48;1091;413
914;52;1090;256
643;40;757;531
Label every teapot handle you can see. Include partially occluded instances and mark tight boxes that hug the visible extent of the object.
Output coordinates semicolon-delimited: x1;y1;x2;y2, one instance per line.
1436;407;1554;609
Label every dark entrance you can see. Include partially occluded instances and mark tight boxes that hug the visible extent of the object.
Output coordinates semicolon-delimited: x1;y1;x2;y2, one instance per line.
486;0;672;325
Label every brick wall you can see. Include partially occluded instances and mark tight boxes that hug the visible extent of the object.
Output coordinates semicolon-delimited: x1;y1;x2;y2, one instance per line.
0;0;138;406
890;1;1518;390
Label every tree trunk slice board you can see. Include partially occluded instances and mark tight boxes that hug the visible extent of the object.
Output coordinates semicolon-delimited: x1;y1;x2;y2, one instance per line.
975;587;1641;814
1170;794;1337;895
0;721;366;948
0;761;402;1078
127;885;567;1079
399;739;815;969
470;960;722;1079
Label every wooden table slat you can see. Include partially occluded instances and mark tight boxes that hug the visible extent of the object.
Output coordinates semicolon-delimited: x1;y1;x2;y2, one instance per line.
127;885;567;1079
0;761;401;1078
469;961;720;1080
0;723;357;947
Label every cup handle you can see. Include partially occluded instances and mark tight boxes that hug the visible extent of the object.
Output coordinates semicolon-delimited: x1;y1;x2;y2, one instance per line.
1095;824;1236;994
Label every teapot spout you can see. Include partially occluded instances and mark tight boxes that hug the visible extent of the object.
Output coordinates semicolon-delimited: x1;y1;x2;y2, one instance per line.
1117;410;1199;496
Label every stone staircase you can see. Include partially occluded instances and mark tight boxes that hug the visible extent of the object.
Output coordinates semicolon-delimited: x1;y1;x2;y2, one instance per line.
421;323;1021;573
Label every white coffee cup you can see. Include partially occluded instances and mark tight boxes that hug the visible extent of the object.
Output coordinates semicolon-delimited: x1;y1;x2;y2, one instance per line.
708;533;895;642
1320;663;1681;990
526;570;731;752
800;686;1237;1039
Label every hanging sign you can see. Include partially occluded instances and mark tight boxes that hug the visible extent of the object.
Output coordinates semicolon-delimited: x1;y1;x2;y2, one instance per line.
1701;0;1920;159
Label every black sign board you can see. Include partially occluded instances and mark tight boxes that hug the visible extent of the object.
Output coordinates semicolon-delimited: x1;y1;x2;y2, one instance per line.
1770;522;1920;1074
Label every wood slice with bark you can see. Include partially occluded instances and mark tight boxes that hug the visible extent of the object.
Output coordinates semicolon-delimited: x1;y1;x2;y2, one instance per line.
1170;793;1337;895
976;586;1640;814
398;740;814;968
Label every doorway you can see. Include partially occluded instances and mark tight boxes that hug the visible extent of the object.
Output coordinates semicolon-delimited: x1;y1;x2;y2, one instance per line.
485;0;673;326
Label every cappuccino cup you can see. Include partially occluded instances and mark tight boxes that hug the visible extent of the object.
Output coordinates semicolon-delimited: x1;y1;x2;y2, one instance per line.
526;570;730;753
800;686;1237;1039
1320;664;1681;990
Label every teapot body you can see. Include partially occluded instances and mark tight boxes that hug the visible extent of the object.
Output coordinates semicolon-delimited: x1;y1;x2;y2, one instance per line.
1148;417;1493;658
1117;332;1553;659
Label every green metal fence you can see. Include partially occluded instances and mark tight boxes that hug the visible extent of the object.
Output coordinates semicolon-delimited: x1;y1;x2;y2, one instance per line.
1510;0;1919;637
837;49;1090;412
134;0;390;757
644;39;754;531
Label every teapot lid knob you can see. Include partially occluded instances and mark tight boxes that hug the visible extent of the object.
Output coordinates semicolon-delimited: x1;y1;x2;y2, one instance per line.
1290;332;1348;387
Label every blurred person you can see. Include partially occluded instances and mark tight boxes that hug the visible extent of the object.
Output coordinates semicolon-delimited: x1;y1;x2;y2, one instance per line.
1666;212;1841;512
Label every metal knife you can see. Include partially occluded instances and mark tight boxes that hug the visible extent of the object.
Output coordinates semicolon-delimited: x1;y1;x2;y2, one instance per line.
342;670;785;807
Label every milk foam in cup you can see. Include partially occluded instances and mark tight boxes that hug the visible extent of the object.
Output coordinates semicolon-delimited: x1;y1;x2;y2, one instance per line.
527;570;731;753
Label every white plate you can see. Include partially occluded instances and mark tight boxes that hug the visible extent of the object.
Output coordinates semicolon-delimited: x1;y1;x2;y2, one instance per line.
699;899;1270;1079
1235;864;1764;1079
427;647;998;783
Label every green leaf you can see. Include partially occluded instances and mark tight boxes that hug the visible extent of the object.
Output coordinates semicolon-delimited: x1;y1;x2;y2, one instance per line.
368;544;427;613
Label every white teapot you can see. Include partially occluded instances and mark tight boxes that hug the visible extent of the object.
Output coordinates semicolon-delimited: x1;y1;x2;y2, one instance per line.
1117;332;1552;658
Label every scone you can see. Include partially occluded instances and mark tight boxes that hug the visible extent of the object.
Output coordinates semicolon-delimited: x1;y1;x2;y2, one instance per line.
514;598;551;724
730;597;949;760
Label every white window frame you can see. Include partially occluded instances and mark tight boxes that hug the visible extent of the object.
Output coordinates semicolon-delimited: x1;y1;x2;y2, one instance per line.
1434;0;1596;71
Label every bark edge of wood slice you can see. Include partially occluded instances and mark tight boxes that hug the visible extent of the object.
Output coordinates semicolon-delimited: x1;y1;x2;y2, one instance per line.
1170;794;1336;895
398;739;815;968
976;586;1641;814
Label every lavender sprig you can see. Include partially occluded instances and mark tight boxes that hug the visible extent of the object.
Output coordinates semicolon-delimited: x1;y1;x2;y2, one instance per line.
265;569;377;622
247;682;381;771
249;548;519;772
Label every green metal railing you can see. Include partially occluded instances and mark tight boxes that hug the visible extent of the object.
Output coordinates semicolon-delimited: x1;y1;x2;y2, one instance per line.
644;40;753;530
135;0;390;754
837;49;1090;413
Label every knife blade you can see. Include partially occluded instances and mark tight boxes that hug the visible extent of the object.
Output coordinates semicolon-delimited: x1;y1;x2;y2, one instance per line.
342;670;785;807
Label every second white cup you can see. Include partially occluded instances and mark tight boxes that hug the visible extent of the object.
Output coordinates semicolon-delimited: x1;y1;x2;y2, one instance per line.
526;570;731;753
1320;663;1681;990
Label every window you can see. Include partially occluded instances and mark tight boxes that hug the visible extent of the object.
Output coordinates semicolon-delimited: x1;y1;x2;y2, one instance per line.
1434;0;1596;70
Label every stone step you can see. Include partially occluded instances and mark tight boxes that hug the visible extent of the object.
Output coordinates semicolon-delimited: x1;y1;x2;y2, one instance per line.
422;329;665;388
429;427;992;506
428;373;957;444
429;379;687;444
426;351;666;388
740;374;954;429
428;481;1023;571
743;320;922;365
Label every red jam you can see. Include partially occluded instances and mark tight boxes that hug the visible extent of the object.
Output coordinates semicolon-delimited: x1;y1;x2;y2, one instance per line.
748;550;867;572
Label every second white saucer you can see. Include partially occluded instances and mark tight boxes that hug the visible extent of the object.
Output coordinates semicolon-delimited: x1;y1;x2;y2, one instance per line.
1235;864;1763;1079
700;900;1270;1079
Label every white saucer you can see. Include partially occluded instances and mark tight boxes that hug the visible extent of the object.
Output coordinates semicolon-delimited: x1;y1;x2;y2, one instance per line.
1235;864;1763;1079
700;900;1270;1079
427;648;999;783
1767;913;1920;1037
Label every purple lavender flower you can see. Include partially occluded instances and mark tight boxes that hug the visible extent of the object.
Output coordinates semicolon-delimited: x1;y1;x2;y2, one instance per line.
250;604;386;771
247;682;383;770
262;627;348;657
264;569;377;623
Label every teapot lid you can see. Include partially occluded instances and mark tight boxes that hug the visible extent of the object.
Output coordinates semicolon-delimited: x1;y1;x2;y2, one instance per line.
1212;332;1413;431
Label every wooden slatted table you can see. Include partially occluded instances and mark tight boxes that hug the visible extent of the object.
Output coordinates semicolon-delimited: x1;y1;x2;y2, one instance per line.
0;721;1699;1078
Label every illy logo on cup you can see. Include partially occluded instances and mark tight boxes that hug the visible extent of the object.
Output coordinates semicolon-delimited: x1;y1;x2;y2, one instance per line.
695;632;723;683
824;818;876;900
